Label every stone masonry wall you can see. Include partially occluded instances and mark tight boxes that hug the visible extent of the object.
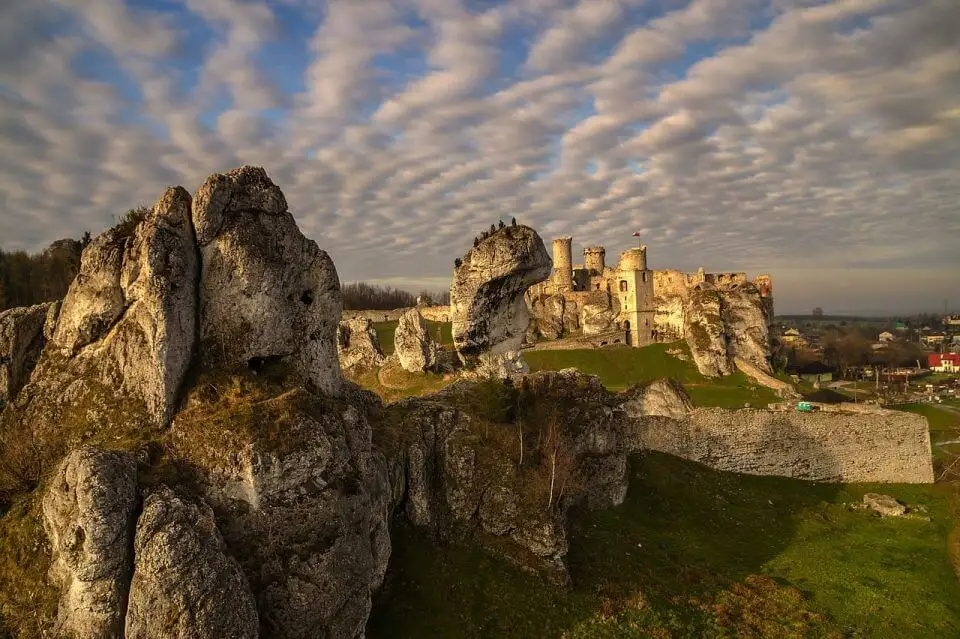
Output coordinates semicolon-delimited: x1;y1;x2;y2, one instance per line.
631;407;933;483
342;305;451;324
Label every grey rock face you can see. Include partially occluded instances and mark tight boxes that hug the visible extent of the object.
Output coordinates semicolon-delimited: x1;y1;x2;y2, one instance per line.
531;294;566;340
862;493;907;517
337;317;385;372
42;447;138;639
43;186;198;426
125;487;258;639
394;309;442;373
451;225;551;362
721;283;772;373
621;378;694;420
193;166;343;396
683;282;772;378
169;386;393;639
0;303;54;406
580;303;617;336
684;285;733;378
472;350;529;379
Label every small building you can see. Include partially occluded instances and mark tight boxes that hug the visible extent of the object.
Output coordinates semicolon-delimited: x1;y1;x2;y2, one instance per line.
894;321;907;332
943;314;960;327
788;362;838;384
878;331;896;343
930;353;960;374
922;334;946;346
780;328;807;348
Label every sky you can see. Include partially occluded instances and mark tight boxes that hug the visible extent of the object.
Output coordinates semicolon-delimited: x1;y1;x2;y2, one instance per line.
1;0;958;315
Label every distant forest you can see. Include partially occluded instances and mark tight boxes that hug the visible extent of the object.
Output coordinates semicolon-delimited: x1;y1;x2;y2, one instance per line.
0;223;447;313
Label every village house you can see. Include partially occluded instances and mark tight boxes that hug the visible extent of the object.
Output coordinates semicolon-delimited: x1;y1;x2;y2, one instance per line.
930;353;960;374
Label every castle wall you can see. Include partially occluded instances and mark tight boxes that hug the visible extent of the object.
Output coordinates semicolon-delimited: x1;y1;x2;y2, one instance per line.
631;408;934;483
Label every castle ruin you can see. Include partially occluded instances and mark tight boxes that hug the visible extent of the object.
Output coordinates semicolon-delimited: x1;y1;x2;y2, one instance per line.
528;236;773;347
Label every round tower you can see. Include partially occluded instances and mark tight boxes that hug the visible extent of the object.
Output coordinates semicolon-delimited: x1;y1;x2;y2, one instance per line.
552;237;573;293
583;246;606;273
617;245;647;272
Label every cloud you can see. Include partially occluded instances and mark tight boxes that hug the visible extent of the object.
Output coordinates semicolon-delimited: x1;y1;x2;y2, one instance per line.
1;0;959;314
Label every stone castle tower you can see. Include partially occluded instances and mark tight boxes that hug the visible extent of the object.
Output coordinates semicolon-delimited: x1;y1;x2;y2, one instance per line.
615;245;656;346
552;237;573;293
583;246;606;274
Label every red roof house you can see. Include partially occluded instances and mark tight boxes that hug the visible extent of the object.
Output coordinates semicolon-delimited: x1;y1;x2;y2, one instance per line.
929;353;960;372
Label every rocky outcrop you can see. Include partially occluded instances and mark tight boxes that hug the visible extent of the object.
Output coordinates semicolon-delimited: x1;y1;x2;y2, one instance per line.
169;383;396;639
4;187;199;443
684;285;732;377
337;317;385;372
451;225;551;362
193;166;343;396
530;294;566;340
862;493;907;517
42;447;138;639
0;302;55;407
472;350;529;379
683;283;772;378
125;487;258;639
580;303;617;336
721;283;771;373
394;309;442;373
620;378;693;420
384;370;630;584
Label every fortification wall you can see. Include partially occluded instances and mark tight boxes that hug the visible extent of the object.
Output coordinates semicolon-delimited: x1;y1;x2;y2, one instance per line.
630;407;933;483
653;270;691;301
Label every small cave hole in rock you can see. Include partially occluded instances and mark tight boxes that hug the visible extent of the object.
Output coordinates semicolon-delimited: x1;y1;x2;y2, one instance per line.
300;290;315;305
248;355;284;374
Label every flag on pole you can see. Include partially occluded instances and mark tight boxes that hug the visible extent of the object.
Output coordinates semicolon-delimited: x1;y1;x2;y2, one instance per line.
632;232;641;237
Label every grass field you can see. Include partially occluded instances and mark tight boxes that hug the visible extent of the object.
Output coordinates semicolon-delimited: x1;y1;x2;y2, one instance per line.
369;452;960;638
524;343;781;409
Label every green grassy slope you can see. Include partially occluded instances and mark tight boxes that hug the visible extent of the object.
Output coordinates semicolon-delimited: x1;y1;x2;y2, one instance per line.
369;453;960;638
524;344;781;408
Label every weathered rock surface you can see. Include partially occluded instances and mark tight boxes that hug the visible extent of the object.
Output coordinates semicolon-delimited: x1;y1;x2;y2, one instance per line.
721;283;771;373
169;384;396;639
193;166;343;396
862;493;907;517
42;447;137;639
620;378;693;420
684;285;732;377
394;308;442;373
337;317;385;372
5;187;199;439
472;350;529;379
125;487;258;639
451;226;551;362
530;294;565;340
0;302;54;407
580;303;617;336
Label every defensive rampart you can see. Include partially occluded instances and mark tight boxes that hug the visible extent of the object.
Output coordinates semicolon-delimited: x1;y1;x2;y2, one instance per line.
630;407;933;483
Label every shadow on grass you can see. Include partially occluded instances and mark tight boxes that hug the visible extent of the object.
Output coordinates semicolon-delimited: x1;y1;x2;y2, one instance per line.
367;441;858;638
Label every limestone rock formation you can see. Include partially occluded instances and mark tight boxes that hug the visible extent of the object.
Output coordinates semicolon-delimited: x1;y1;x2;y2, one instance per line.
6;187;198;435
862;493;907;517
580;303;617;336
451;225;551;362
337;317;385;372
684;286;731;377
169;383;396;639
125;486;258;638
472;350;529;379
720;282;771;373
531;294;566;340
192;166;343;396
42;447;138;639
620;378;693;420
0;302;54;407
394;308;442;373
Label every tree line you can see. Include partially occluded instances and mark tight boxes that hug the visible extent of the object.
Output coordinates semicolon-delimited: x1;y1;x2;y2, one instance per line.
341;282;450;311
0;237;88;312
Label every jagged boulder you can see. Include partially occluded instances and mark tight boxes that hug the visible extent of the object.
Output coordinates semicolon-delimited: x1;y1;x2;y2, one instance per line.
168;382;397;639
192;166;343;396
580;303;617;336
684;285;733;377
394;309;442;373
337;317;385;372
531;294;565;340
0;302;55;407
721;283;772;373
620;378;693;420
6;187;199;436
125;487;259;639
472;350;529;379
451;225;551;362
42;447;138;639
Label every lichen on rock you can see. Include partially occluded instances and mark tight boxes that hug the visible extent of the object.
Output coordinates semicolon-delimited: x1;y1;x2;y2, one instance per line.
393;308;443;373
